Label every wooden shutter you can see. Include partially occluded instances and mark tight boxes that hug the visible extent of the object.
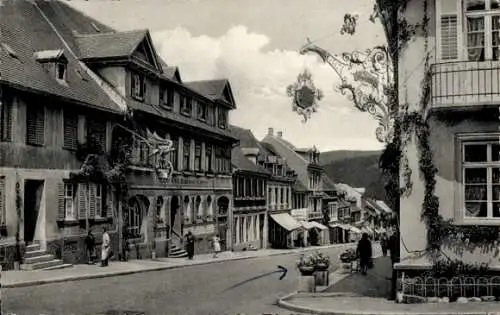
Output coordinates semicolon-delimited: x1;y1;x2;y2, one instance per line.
0;177;5;225
106;188;114;219
26;106;44;145
437;0;462;61
57;182;65;221
0;97;12;142
78;184;87;220
89;183;96;218
63;111;78;149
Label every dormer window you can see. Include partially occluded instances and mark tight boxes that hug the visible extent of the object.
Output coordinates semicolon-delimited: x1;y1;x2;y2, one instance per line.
131;72;146;101
57;62;66;81
197;102;207;121
34;49;68;83
180;95;192;116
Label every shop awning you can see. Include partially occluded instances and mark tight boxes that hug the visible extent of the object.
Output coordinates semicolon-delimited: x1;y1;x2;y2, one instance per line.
300;221;316;230
309;221;329;230
270;213;302;231
350;226;362;234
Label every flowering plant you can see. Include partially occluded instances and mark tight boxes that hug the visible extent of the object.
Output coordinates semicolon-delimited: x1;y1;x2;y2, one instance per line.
340;248;357;263
314;252;330;267
296;253;316;269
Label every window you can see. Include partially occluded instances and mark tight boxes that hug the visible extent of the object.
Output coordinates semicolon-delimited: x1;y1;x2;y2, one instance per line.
194;142;202;171
461;139;500;222
26;106;45;146
87;119;106;153
222;147;231;173
205;144;213;172
161;86;174;109
95;184;103;217
464;0;500;61
127;198;144;239
64;183;76;220
63;110;78;150
215;146;223;173
218;108;227;129
195;196;203;221
131;73;146;100
170;137;179;170
56;63;66;81
207;104;214;125
0;94;12;142
180;95;192;116
197;102;207;121
183;139;191;171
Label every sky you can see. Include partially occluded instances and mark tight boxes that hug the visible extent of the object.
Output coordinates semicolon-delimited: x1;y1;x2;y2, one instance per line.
68;0;386;151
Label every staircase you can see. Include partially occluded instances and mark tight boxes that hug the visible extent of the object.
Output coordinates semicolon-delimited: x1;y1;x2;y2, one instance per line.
169;243;188;258
21;243;73;271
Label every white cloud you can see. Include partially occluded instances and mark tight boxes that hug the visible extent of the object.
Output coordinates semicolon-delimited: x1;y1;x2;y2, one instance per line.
152;25;384;151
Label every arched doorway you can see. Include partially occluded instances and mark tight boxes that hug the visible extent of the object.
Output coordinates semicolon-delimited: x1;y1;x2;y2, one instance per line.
170;196;181;239
217;196;230;251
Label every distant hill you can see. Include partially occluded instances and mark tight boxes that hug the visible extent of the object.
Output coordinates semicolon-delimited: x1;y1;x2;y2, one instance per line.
320;150;387;202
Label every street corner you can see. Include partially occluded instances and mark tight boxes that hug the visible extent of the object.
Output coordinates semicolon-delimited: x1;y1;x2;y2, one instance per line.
276;292;364;315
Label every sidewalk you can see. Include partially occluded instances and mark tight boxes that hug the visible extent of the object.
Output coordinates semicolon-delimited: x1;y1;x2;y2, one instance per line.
2;243;353;289
278;256;500;315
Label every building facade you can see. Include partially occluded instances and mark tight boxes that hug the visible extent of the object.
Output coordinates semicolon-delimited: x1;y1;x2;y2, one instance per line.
395;0;500;271
262;128;330;246
0;0;238;269
230;126;270;251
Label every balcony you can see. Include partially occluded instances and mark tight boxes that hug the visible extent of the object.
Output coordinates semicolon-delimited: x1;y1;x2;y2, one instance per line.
431;61;500;110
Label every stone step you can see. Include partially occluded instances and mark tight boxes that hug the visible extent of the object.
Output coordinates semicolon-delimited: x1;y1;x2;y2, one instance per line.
24;249;46;259
25;243;40;253
20;259;64;271
169;251;188;258
24;254;55;265
41;263;73;271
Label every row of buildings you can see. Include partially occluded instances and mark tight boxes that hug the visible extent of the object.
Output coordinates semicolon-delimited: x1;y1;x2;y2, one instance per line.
0;0;391;270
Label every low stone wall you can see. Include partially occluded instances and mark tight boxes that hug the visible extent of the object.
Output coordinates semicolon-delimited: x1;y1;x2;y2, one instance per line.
0;243;26;270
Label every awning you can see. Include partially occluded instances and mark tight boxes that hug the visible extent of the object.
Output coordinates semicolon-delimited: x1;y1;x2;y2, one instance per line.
350;226;362;234
300;221;316;230
309;221;329;230
270;213;302;231
329;223;341;228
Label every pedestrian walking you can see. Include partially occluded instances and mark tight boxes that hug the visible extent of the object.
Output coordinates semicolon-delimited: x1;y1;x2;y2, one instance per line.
100;227;112;267
185;230;195;260
380;232;388;256
356;232;372;275
212;234;221;258
85;230;96;264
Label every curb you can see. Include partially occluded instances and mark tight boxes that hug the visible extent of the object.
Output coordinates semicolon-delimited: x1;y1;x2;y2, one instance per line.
3;243;354;289
277;293;493;315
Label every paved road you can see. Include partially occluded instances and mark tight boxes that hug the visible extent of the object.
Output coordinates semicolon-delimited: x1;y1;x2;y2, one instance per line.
4;245;356;315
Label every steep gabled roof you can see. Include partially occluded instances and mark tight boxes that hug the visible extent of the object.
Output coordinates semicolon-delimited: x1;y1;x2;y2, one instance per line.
0;0;123;113
229;125;261;148
262;133;310;190
185;79;236;108
230;125;269;174
75;30;147;59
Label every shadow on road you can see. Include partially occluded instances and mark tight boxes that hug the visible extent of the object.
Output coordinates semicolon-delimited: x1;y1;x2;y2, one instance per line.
326;256;393;298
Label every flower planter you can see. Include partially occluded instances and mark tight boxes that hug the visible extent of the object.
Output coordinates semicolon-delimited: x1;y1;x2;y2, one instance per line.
298;266;315;276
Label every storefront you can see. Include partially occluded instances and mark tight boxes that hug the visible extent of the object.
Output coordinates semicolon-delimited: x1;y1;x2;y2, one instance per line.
269;212;303;248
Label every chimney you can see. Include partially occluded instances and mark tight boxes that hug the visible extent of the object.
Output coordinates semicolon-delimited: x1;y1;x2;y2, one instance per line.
277;131;283;138
268;127;274;136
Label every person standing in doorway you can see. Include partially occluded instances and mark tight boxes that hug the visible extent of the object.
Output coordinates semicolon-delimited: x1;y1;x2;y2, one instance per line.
212;234;221;258
381;231;389;257
101;227;112;267
185;231;195;260
85;230;96;264
356;233;373;275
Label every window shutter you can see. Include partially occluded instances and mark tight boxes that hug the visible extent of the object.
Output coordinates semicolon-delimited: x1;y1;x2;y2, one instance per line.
57;183;65;221
63;112;78;149
89;183;96;218
1;99;12;142
437;0;462;61
26;107;44;145
78;184;87;220
106;189;114;219
0;177;5;225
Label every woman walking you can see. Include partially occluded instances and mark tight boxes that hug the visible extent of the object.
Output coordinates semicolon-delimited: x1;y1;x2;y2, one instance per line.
212;234;221;258
101;227;112;267
356;233;372;275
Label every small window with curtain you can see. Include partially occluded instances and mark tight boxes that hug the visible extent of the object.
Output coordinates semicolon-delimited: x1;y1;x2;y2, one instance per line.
194;142;202;171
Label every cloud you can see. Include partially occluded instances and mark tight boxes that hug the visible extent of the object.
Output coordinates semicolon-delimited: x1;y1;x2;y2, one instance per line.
152;25;384;151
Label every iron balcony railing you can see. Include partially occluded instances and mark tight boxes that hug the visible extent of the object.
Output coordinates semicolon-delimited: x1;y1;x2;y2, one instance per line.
431;60;500;109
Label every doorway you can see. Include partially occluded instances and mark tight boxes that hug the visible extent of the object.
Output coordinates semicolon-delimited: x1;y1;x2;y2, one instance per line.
24;180;44;244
